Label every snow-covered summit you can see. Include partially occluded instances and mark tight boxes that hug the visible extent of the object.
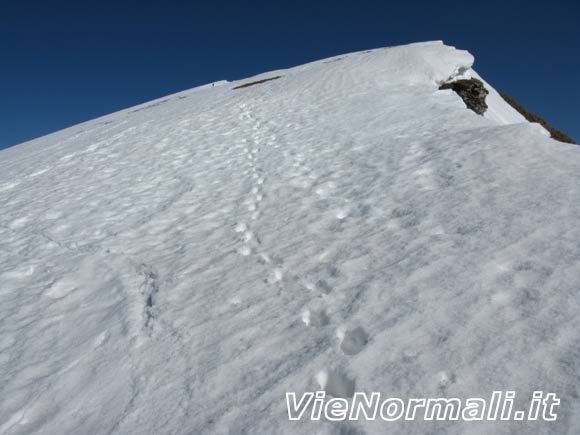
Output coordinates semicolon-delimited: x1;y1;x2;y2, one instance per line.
1;42;579;435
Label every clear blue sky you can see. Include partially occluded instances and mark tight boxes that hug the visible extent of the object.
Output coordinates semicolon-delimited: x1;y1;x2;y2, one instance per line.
1;0;578;150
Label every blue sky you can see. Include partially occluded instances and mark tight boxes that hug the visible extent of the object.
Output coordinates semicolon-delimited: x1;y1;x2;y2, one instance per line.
1;0;578;150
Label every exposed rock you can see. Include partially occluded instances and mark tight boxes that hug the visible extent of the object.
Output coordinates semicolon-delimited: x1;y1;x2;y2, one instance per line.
499;93;576;144
439;78;489;115
233;76;281;90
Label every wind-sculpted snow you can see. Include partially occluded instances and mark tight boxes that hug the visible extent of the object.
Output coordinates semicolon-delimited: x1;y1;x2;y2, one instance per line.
1;42;580;434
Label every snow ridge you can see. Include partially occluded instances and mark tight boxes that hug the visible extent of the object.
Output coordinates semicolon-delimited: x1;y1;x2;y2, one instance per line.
1;42;580;435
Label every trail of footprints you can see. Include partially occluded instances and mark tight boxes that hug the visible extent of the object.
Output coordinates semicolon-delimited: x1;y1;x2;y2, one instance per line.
280;123;368;398
234;106;276;270
230;111;455;405
232;105;369;401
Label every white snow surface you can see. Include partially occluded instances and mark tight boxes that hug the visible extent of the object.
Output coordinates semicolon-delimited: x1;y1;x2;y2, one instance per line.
1;41;579;434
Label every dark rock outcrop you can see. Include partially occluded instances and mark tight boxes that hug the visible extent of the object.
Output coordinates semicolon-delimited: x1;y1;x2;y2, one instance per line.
499;93;576;144
233;76;282;90
439;78;489;115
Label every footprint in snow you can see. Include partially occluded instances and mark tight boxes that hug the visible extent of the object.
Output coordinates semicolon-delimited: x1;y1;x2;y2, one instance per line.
337;326;368;356
314;181;337;197
238;245;253;256
234;222;248;233
304;279;333;295
316;369;355;398
258;252;272;264
268;268;284;283
335;207;350;220
436;371;456;390
45;277;77;299
302;308;329;327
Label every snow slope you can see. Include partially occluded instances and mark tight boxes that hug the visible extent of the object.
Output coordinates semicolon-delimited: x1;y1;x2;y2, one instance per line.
1;41;580;435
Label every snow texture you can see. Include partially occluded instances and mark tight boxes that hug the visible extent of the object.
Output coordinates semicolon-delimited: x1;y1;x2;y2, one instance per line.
1;41;579;434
